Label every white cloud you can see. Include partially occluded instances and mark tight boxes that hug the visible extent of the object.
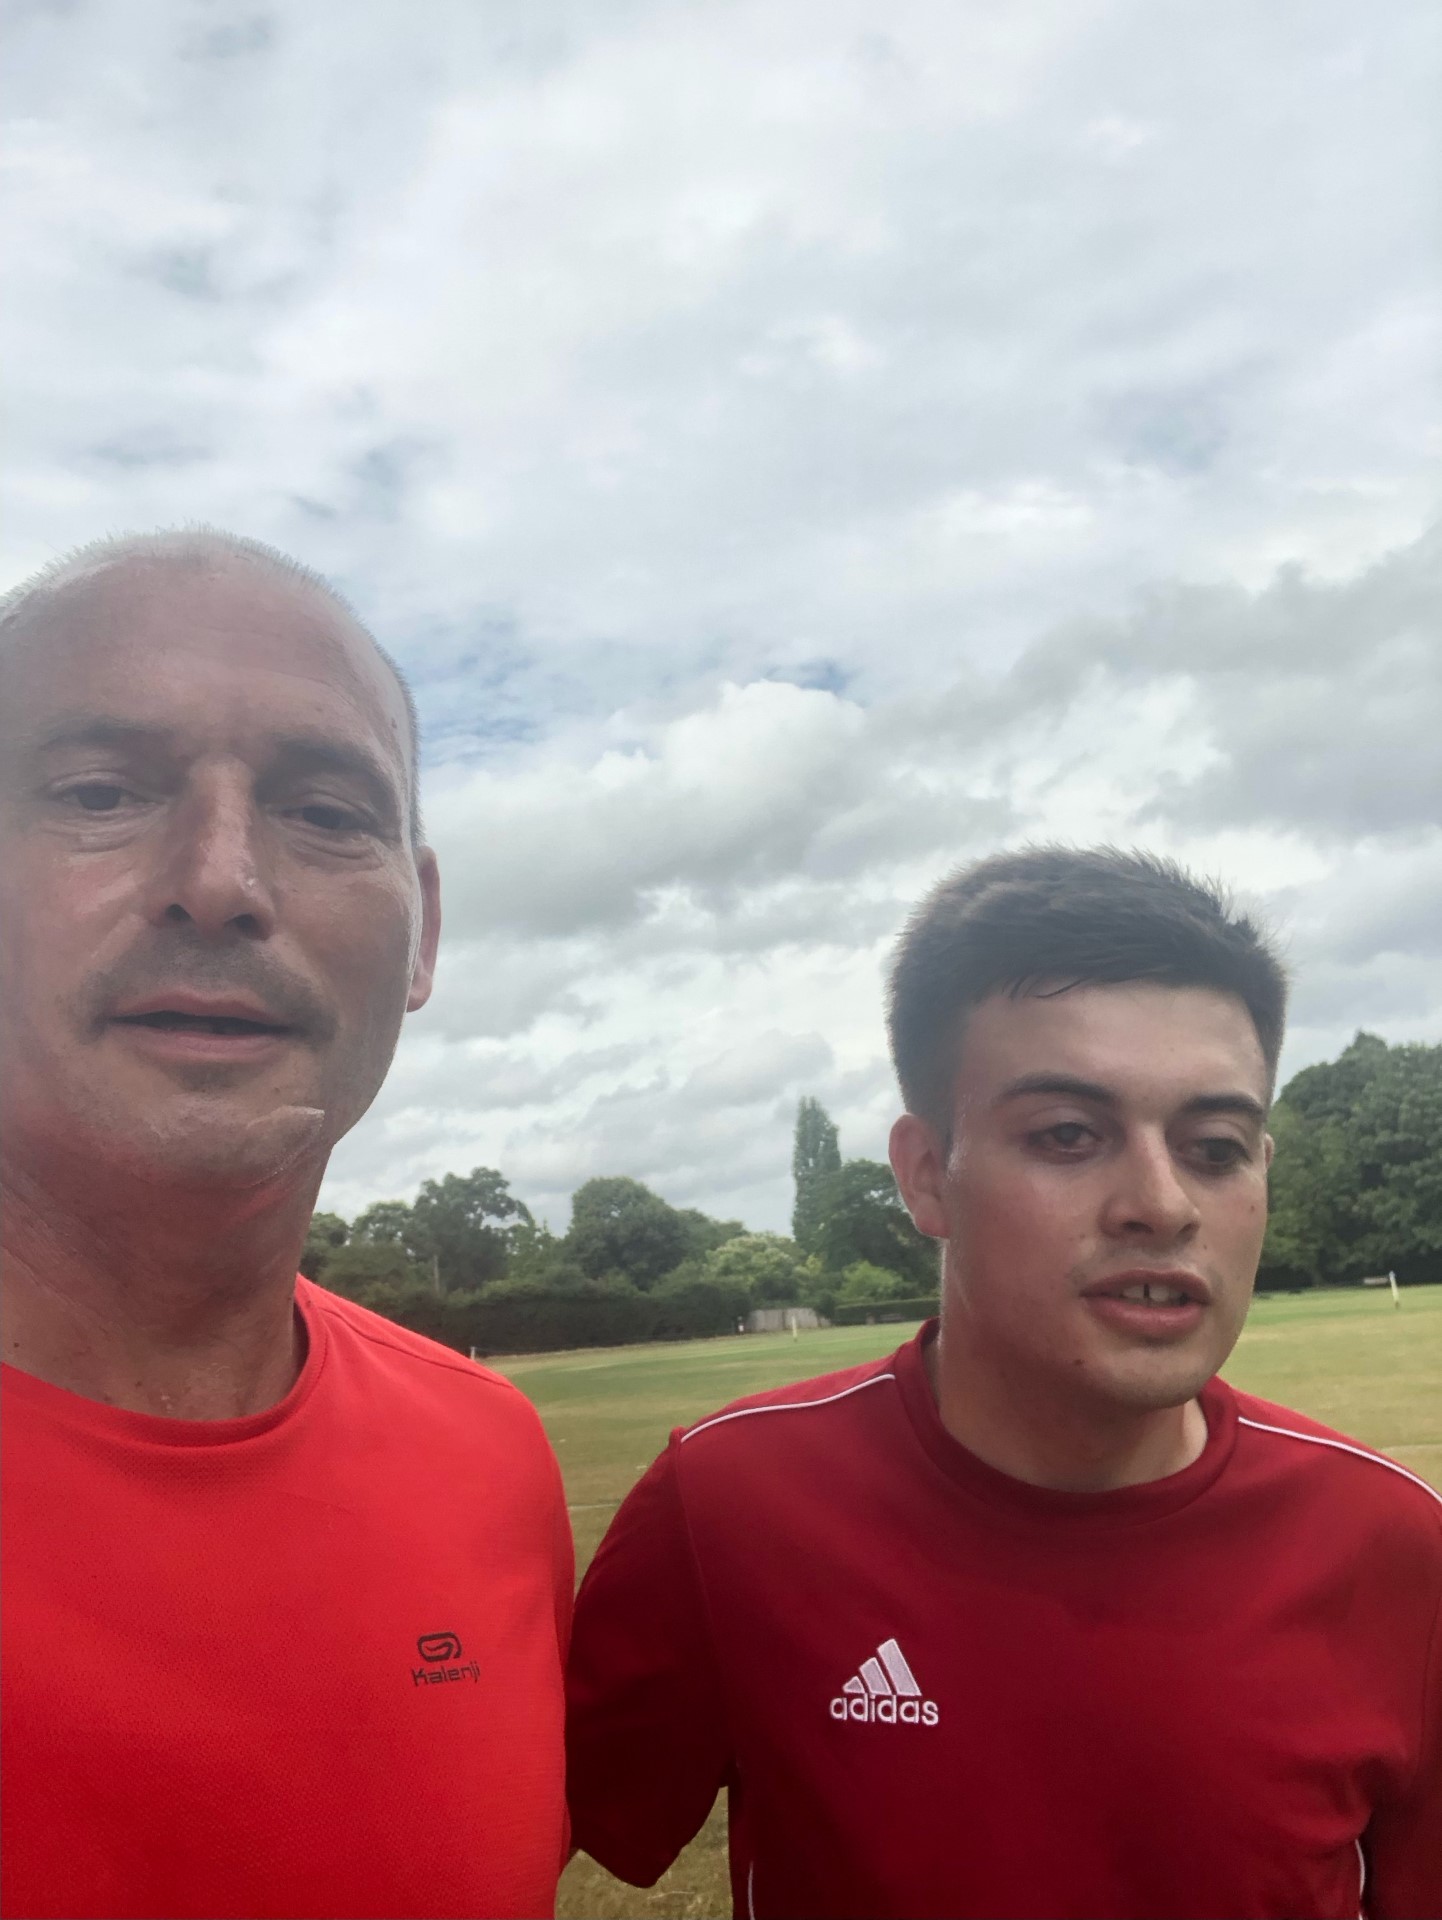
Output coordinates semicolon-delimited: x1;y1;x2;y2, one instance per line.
319;525;1441;1227
4;0;1436;1229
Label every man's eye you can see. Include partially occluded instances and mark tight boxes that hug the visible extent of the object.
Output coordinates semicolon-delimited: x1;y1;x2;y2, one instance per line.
1195;1137;1248;1168
291;802;366;833
66;783;130;812
1032;1122;1092;1151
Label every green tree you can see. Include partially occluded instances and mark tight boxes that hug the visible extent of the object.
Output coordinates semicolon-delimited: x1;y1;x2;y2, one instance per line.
411;1168;534;1292
792;1097;842;1252
300;1210;349;1281
1344;1037;1442;1279
836;1261;916;1306
704;1232;808;1306
811;1158;936;1286
1263;1033;1442;1286
677;1208;746;1261
792;1253;841;1321
1261;1102;1351;1286
352;1198;426;1255
317;1238;425;1299
565;1176;691;1290
504;1220;586;1290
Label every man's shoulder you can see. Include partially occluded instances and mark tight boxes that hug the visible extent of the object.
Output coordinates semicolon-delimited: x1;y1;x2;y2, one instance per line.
302;1280;539;1430
673;1341;911;1469
1230;1386;1442;1535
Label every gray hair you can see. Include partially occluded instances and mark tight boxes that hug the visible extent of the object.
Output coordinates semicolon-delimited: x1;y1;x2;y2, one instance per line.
0;527;423;843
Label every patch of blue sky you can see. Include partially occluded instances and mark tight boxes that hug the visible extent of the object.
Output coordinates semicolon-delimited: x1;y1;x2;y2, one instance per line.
179;14;276;62
402;632;545;769
135;244;223;302
421;705;540;769
1098;385;1236;477
88;431;212;471
768;658;852;696
347;439;441;522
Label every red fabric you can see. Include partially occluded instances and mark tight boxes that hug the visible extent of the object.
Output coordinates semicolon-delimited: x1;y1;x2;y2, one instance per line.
567;1322;1442;1920
2;1279;573;1920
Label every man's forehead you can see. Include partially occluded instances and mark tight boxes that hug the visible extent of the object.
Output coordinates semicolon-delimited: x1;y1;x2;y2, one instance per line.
959;980;1270;1095
3;559;411;770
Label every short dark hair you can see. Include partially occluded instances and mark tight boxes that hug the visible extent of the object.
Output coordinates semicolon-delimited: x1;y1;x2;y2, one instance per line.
887;845;1288;1129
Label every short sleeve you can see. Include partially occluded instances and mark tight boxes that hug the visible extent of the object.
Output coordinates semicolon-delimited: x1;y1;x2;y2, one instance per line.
566;1439;730;1887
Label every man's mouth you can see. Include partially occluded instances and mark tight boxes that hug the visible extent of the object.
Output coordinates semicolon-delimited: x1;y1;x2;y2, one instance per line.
106;997;302;1058
1109;1281;1194;1308
1079;1270;1210;1338
113;1010;291;1038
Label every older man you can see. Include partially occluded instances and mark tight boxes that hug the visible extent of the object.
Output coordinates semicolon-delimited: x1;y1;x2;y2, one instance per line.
1;532;571;1920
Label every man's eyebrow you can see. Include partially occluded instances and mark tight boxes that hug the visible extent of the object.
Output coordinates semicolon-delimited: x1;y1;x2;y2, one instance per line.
1179;1091;1268;1123
267;735;403;815
995;1073;1117;1106
34;717;168;754
995;1074;1267;1123
32;719;403;818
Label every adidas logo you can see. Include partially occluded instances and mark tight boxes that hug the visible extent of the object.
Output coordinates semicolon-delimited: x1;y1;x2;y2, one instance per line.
829;1637;940;1726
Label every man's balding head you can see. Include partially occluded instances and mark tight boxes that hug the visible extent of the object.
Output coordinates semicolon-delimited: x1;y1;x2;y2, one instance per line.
0;528;423;844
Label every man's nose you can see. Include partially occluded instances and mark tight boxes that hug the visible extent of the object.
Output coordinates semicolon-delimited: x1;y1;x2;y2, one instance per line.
1100;1133;1201;1243
143;771;277;940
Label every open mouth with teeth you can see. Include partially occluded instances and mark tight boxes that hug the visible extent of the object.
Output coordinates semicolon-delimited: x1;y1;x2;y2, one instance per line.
114;1012;289;1037
1112;1282;1194;1307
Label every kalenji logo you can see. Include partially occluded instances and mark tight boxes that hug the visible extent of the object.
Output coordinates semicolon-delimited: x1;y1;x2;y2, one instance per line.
412;1632;479;1688
418;1633;463;1663
830;1637;939;1726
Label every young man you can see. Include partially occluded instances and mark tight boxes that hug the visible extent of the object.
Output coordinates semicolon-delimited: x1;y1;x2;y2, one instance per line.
566;848;1442;1920
1;533;571;1920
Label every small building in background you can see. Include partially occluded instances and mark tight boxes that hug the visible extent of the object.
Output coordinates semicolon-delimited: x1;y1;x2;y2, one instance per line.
745;1306;826;1334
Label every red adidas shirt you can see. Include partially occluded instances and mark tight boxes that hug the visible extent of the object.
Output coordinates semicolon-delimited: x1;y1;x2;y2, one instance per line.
567;1323;1442;1920
2;1278;572;1920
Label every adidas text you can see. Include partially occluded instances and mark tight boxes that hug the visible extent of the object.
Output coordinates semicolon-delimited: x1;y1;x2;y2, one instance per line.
830;1694;939;1725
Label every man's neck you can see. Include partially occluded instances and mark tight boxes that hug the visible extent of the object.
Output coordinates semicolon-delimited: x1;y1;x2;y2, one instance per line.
0;1158;319;1420
924;1323;1208;1493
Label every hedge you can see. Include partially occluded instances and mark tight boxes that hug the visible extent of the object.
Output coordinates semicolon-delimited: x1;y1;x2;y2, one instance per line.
338;1276;751;1355
1254;1263;1314;1294
832;1295;937;1326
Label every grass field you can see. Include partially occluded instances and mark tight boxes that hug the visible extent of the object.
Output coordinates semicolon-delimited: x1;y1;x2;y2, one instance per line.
497;1284;1442;1920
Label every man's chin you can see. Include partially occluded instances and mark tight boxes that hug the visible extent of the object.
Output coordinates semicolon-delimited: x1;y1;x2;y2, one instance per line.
107;1100;332;1191
1087;1350;1220;1416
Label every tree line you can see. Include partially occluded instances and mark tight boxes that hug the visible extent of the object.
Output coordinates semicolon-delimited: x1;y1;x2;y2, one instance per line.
304;1030;1440;1351
303;1096;936;1351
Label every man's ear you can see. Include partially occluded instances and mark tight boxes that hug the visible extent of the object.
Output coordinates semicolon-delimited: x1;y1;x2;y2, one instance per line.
1262;1131;1275;1173
407;846;442;1013
889;1113;950;1241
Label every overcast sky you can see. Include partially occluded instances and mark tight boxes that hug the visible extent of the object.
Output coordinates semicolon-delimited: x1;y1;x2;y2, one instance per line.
5;0;1438;1231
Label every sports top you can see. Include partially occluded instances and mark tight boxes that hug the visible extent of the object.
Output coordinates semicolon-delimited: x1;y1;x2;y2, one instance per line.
3;1278;573;1920
566;1321;1442;1919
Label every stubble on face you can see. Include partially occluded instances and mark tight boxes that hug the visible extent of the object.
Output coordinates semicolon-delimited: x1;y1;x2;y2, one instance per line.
0;558;436;1203
936;982;1272;1424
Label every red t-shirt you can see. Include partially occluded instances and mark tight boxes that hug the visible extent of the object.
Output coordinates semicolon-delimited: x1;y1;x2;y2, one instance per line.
2;1278;573;1920
566;1322;1442;1920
